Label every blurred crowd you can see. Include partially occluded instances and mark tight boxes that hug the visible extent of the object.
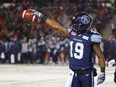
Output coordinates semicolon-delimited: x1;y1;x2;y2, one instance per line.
104;20;116;66
0;0;115;65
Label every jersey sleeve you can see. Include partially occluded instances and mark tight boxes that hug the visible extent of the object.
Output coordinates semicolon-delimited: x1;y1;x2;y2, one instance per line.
90;33;102;44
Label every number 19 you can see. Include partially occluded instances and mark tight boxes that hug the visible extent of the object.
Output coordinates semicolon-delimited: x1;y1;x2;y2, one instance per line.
70;41;84;59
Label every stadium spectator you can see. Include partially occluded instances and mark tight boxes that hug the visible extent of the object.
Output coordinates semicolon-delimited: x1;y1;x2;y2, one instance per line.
27;38;35;64
20;37;28;63
8;37;21;64
111;20;116;33
36;37;46;64
0;38;6;63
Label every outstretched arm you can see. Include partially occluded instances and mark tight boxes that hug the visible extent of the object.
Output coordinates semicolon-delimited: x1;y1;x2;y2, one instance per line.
31;10;69;38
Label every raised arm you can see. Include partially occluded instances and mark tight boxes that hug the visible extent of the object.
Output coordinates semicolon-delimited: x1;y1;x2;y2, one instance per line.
31;10;69;38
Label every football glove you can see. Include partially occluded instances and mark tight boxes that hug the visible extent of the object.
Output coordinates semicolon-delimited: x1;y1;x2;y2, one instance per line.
31;11;43;18
30;9;46;22
97;72;105;85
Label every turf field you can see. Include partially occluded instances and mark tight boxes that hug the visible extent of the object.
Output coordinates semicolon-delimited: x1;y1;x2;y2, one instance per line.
0;64;115;87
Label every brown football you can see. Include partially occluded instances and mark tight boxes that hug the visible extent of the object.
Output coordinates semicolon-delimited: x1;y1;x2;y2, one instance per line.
20;9;38;22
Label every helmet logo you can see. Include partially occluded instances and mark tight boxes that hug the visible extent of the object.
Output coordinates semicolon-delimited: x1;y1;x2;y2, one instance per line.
81;15;90;24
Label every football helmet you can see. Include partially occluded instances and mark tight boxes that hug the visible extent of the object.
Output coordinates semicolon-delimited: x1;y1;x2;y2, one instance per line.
71;12;92;34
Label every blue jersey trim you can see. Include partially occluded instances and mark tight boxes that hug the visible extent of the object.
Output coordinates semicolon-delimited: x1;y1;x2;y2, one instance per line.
91;34;102;44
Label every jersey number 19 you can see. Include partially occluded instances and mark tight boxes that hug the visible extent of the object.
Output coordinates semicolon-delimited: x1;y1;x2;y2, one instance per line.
70;41;84;59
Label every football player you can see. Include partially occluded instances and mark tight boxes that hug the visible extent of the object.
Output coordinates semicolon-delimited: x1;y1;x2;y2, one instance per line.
31;11;106;87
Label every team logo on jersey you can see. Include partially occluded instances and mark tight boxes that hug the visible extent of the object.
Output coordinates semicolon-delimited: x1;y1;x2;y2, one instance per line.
82;36;89;40
81;15;90;24
71;31;77;36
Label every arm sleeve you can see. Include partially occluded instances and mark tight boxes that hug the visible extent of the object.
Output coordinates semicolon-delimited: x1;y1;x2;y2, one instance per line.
91;33;102;44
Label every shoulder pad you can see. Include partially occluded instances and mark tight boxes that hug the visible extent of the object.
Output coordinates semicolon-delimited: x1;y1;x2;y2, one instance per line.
91;32;102;44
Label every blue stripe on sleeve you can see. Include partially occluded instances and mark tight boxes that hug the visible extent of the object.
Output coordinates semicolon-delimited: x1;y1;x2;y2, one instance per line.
91;34;102;43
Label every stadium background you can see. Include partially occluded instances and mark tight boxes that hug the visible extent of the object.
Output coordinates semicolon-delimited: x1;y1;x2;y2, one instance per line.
0;0;115;65
0;0;115;87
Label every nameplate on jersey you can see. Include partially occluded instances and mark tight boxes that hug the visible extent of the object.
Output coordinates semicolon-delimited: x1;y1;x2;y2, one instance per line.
71;31;77;36
82;36;89;40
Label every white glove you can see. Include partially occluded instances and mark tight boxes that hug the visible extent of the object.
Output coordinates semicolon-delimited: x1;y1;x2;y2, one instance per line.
97;72;105;85
30;9;46;23
30;10;43;19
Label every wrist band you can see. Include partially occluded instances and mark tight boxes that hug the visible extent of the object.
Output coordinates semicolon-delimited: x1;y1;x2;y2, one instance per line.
40;14;47;23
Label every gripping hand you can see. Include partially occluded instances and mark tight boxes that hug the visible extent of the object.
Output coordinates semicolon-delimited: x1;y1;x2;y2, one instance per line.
97;72;105;85
31;11;43;18
30;9;46;22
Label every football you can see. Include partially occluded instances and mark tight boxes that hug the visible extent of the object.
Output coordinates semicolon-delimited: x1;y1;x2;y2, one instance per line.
20;9;38;22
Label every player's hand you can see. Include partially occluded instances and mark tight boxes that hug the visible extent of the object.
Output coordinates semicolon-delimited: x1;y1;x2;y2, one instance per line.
30;9;46;23
97;72;105;85
31;10;44;19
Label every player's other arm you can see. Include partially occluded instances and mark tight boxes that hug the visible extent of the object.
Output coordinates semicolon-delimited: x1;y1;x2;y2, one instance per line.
31;10;69;38
91;33;105;72
93;44;106;85
91;33;105;85
93;44;105;72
